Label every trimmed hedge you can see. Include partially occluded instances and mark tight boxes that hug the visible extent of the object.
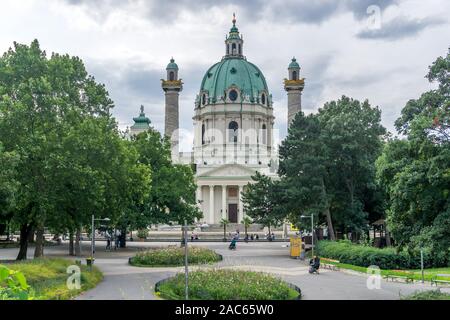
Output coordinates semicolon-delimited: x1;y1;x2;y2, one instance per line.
129;246;222;267
317;240;441;270
156;270;301;300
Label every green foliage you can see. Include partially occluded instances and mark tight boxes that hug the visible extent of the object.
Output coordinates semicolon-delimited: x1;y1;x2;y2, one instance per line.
377;48;450;264
130;246;221;267
242;172;285;231
130;130;201;228
0;265;33;300
0;40;151;258
7;258;102;300
137;229;148;239
157;270;300;300
402;290;450;300
279;96;386;236
317;240;446;269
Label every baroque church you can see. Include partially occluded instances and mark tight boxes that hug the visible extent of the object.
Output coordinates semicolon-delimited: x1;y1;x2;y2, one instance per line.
129;15;305;225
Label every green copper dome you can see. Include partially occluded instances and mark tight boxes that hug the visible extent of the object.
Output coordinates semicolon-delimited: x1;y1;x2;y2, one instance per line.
167;58;178;70
289;57;300;69
199;57;269;104
131;105;150;130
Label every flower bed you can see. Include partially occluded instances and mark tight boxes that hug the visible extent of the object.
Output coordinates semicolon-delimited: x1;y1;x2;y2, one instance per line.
129;246;222;267
155;269;301;300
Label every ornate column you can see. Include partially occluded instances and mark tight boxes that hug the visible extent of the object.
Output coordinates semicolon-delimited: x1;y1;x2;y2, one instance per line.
238;185;244;223
222;185;227;220
209;185;215;224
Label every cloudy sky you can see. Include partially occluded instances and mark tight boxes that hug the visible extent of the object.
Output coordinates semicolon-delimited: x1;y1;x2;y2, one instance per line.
1;0;448;146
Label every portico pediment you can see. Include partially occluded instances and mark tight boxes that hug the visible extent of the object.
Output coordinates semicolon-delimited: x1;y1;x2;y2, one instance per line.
198;164;257;178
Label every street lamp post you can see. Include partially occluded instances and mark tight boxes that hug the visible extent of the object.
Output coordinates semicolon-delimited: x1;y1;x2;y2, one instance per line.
90;215;110;270
301;214;314;258
184;220;189;300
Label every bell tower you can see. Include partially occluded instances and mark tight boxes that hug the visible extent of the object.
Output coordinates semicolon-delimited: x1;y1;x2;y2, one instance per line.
162;58;183;151
284;57;305;126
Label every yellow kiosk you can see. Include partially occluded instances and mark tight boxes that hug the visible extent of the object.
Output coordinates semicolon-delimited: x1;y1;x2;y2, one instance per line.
290;236;302;258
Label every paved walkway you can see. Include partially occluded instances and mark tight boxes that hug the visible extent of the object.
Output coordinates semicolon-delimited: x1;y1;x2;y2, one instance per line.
0;241;438;300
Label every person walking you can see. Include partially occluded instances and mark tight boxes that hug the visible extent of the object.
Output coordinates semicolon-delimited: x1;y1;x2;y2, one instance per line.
105;230;112;251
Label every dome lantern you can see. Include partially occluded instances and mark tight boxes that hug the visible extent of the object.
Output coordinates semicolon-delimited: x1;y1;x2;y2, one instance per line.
225;13;244;58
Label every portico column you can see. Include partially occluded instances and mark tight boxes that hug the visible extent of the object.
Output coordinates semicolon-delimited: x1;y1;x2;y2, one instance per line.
238;185;244;223
196;186;202;223
209;185;215;224
222;185;227;220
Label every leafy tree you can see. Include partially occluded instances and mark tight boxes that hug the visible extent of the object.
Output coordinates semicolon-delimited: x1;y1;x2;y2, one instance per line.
242;172;284;236
241;216;253;240
220;218;230;240
0;144;19;238
0;40;137;259
279;96;386;239
377;49;450;265
131;129;202;228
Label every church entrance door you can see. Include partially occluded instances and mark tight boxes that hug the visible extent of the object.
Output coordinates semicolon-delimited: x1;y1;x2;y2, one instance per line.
228;204;238;223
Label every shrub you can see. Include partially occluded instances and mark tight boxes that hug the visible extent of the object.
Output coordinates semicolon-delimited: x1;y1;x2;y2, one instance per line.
129;246;222;267
316;240;443;269
402;290;450;300
0;265;33;300
157;269;300;300
137;229;148;239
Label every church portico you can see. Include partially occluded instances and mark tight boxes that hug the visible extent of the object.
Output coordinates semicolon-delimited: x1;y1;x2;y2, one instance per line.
196;175;249;224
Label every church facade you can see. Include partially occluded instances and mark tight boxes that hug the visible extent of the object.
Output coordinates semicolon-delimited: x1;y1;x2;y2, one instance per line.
131;16;305;225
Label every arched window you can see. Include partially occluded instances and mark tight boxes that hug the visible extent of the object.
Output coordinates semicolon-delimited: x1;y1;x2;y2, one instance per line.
169;71;175;81
262;124;267;145
202;124;206;145
232;43;236;54
292;71;298;81
261;93;266;105
238;44;241;55
202;94;207;105
229;121;239;143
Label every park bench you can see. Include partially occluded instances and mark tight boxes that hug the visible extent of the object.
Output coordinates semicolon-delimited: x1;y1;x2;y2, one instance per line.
321;259;340;271
431;274;450;286
383;274;414;283
322;263;340;271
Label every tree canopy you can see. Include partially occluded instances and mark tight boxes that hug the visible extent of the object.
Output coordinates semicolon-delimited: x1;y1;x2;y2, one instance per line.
376;48;450;265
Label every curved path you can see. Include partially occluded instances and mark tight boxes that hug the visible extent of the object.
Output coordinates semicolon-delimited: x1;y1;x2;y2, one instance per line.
0;241;438;300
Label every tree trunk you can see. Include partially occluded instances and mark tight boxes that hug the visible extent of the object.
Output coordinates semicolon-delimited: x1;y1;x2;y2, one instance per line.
324;207;336;241
34;227;44;258
385;225;392;247
75;228;81;256
120;228;126;248
27;227;35;243
17;224;31;260
69;231;75;256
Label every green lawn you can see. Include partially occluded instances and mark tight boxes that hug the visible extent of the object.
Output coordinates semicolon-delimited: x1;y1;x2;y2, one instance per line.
6;258;103;300
321;258;450;282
